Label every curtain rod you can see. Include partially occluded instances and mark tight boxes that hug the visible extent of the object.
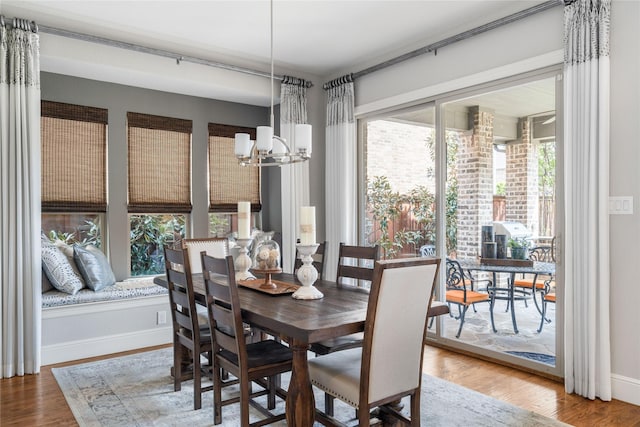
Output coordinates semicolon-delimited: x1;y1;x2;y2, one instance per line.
350;0;563;81
33;23;313;88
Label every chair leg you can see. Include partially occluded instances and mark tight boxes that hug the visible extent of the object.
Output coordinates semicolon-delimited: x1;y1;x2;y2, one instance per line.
213;366;223;425
455;305;469;338
410;391;420;427
193;351;202;410
325;392;335;416
240;374;250;427
173;342;182;392
267;375;276;409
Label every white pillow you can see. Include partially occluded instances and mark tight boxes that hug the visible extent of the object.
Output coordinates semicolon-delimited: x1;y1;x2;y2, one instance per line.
41;238;84;295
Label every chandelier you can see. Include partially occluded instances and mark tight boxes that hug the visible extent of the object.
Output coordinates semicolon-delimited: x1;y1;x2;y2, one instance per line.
234;0;312;167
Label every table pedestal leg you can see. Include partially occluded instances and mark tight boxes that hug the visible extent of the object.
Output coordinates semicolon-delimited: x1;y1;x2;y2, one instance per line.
286;340;316;427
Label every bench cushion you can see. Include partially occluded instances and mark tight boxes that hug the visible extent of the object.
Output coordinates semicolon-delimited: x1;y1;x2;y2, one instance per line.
42;277;167;308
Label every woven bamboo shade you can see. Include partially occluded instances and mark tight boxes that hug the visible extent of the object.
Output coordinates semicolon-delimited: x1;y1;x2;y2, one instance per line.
208;123;260;212
127;112;192;213
41;101;108;212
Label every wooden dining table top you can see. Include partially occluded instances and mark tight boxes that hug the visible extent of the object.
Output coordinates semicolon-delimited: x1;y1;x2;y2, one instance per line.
154;272;370;346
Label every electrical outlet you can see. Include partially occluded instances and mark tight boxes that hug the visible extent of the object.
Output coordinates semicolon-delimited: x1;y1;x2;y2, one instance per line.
157;311;167;325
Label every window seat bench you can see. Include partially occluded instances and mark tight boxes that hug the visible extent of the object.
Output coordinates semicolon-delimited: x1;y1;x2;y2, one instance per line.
41;276;172;365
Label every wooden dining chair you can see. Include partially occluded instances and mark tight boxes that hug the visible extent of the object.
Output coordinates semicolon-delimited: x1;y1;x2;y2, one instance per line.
201;253;293;427
310;242;380;416
293;240;327;280
445;258;492;338
308;257;440;427
163;246;213;410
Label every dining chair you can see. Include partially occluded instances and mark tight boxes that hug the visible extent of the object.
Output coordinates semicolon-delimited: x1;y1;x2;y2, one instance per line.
293;240;327;280
512;241;555;314
163;246;213;410
308;257;440;427
537;278;556;332
182;237;229;274
201;253;293;426
445;258;492;338
310;242;380;416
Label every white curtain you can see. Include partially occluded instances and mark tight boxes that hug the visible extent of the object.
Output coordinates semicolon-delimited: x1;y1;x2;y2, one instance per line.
280;77;310;273
324;76;357;281
0;18;42;377
563;0;611;400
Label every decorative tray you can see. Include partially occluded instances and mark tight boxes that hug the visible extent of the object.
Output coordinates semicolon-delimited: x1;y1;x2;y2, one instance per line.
480;258;533;267
237;279;300;295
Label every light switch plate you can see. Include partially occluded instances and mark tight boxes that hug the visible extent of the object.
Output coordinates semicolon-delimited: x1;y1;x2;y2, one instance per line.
609;196;633;215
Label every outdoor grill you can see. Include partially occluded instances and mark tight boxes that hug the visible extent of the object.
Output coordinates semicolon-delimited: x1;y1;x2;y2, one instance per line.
493;221;532;241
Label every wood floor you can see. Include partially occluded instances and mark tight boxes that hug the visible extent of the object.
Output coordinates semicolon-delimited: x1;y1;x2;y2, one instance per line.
1;344;639;426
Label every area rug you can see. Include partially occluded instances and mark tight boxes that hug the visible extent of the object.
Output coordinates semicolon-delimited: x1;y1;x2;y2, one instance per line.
52;348;570;427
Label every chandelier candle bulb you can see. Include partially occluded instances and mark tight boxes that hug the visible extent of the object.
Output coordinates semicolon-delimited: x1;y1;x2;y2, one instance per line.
299;206;316;245
256;126;273;152
238;201;251;239
294;124;312;154
234;133;252;157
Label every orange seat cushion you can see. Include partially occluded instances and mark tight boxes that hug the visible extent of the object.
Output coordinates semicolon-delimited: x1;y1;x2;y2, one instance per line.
513;279;547;290
544;293;556;302
446;289;490;305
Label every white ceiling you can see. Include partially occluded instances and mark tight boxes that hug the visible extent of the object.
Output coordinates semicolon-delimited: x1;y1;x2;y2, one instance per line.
3;0;545;79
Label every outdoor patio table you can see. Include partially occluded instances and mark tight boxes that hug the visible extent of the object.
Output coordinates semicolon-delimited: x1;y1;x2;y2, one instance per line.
458;260;555;334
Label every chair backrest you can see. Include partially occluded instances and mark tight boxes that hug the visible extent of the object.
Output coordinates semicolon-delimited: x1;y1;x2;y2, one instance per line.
294;241;327;280
529;244;554;262
445;258;467;290
182;237;228;274
201;253;248;370
361;257;440;405
164;246;202;348
336;243;380;287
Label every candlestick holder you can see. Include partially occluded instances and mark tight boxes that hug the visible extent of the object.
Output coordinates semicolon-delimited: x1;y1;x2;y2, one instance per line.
292;243;323;300
234;238;256;281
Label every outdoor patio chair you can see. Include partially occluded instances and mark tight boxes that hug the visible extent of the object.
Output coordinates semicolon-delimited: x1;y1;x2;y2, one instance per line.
445;258;492;338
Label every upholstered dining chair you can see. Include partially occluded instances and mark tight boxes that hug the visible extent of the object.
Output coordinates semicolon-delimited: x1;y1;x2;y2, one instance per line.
182;237;229;274
201;253;293;427
293;240;327;280
308;257;440;427
310;242;380;416
445;258;492;338
163;246;213;410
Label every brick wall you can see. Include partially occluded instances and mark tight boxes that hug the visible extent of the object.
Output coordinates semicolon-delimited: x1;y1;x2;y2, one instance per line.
456;107;494;259
365;120;435;194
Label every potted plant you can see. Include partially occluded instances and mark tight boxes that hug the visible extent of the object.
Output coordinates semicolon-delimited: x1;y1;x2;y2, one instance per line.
508;237;530;260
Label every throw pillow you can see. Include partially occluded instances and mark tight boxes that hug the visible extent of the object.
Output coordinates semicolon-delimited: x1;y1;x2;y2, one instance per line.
73;244;116;291
54;240;86;287
42;269;54;293
41;238;85;295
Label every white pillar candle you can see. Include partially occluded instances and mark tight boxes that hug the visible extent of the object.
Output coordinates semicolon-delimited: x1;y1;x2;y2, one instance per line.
256;126;273;152
238;201;251;239
299;206;316;245
294;124;312;154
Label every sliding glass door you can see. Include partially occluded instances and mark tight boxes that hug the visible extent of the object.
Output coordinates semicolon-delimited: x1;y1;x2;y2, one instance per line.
360;68;563;377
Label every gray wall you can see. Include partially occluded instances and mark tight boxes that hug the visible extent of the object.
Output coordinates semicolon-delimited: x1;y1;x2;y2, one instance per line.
41;72;268;279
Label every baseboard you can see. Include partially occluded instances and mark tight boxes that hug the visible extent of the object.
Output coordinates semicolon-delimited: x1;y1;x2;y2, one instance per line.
42;326;172;366
612;373;640;406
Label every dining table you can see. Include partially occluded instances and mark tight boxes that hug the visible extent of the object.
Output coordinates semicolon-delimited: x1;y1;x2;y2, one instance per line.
155;272;370;427
458;260;555;334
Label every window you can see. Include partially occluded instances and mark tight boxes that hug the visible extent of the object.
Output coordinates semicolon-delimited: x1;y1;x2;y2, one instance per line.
40;101;108;246
207;123;260;237
127;112;192;275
